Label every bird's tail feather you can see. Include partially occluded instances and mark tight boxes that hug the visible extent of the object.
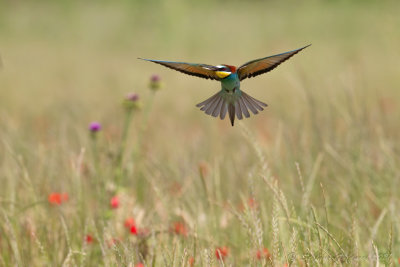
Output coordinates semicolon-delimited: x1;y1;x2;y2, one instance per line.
196;91;267;126
228;103;236;126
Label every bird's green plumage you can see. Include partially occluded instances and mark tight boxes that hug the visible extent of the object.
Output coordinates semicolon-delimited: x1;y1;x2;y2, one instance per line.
221;73;240;91
220;73;241;101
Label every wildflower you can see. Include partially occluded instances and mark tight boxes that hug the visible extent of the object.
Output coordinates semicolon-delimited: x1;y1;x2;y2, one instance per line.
110;196;120;209
127;93;139;102
85;234;94;244
48;193;61;204
149;74;161;90
124;217;136;229
89;122;102;132
239;197;258;212
130;225;138;235
188;257;195;266
123;93;141;110
135;263;145;267
215;246;229;260
256;248;271;260
151;74;160;82
48;192;69;205
172;221;188;236
247;197;258;209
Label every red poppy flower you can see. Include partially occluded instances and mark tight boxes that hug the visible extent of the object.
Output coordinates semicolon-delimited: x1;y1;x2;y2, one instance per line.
256;248;271;260
124;217;136;229
247;197;258;209
188;257;195;266
85;234;94;244
172;222;188;236
130;225;138;235
215;246;229;260
48;192;69;205
135;263;144;267
239;197;258;211
110;196;119;209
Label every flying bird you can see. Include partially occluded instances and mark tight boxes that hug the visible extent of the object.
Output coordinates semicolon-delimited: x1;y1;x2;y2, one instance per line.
139;45;310;126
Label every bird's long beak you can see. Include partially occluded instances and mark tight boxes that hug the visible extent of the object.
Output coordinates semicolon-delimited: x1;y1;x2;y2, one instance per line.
215;71;231;79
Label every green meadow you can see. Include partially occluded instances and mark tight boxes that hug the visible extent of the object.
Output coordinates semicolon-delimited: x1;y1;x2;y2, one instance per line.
1;1;400;266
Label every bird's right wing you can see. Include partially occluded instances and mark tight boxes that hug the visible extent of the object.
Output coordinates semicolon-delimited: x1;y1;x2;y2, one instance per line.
138;58;221;80
237;45;310;81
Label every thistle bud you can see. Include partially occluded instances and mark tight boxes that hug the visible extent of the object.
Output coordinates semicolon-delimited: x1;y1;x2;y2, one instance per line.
123;93;141;110
149;74;162;91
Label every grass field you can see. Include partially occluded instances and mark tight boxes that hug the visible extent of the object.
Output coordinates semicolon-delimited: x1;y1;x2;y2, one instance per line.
1;0;400;266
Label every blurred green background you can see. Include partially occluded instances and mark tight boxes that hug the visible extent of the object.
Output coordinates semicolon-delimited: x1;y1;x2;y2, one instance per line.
1;0;399;156
1;0;400;265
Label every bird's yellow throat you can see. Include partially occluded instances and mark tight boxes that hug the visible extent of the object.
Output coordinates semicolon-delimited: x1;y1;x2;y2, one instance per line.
215;71;231;79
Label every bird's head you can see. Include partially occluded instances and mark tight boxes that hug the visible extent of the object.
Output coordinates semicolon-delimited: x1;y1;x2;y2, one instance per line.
215;65;236;79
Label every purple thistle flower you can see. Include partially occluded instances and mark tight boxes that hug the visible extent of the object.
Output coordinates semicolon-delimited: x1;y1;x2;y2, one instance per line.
126;93;139;102
89;122;102;132
123;93;141;110
150;74;160;82
149;74;162;90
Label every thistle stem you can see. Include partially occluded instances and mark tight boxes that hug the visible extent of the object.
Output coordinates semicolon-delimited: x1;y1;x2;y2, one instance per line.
115;108;134;185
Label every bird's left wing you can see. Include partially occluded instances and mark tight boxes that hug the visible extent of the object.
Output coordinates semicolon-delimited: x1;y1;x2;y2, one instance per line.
237;45;310;81
138;58;221;80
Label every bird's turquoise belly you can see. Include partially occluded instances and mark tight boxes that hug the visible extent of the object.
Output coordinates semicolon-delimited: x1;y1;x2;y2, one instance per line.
219;74;241;103
221;73;240;92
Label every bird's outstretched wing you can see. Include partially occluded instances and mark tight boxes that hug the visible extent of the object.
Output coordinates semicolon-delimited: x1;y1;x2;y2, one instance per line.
237;45;310;81
138;58;221;80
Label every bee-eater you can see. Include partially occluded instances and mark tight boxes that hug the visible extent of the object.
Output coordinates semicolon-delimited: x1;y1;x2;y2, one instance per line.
139;45;310;126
